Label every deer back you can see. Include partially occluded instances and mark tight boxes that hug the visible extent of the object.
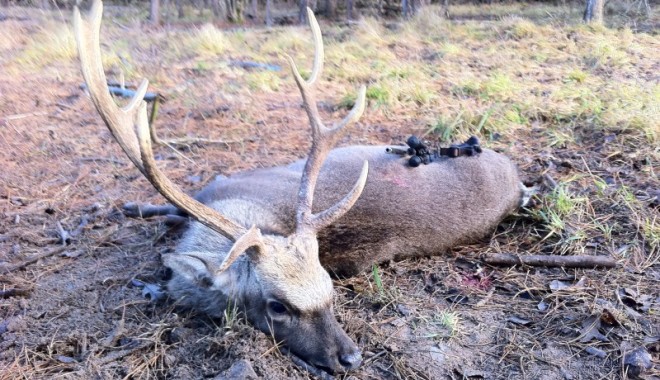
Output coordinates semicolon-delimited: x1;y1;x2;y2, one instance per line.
186;145;522;276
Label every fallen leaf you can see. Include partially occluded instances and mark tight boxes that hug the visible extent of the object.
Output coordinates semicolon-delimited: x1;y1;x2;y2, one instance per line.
538;301;549;311
579;315;609;343
507;316;532;326
396;304;411;316
61;251;83;258
619;288;653;313
584;346;606;358
644;336;659;353
549;280;571;291
623;346;652;378
56;355;76;363
389;317;406;327
600;309;620;326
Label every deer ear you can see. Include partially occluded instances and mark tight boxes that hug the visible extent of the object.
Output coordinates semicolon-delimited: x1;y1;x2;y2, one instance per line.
215;225;267;274
162;253;215;288
163;253;242;293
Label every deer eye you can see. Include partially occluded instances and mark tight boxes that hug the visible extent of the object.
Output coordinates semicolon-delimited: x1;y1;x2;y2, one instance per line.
268;300;288;315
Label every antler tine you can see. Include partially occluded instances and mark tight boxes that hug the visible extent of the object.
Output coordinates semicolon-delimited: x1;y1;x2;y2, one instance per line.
73;0;147;175
75;0;253;244
285;8;369;233
215;226;266;274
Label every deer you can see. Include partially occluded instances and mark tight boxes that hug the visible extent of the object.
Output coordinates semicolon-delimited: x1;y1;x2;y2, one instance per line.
74;0;524;376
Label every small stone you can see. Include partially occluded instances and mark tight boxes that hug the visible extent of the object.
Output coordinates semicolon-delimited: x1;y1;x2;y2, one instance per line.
214;359;258;380
168;327;193;344
6;316;26;333
538;301;548;311
429;345;447;365
56;355;76;363
396;304;411;316
623;346;652;378
163;354;177;367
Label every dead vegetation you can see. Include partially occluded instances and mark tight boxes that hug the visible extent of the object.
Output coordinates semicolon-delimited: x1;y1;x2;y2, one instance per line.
0;2;658;379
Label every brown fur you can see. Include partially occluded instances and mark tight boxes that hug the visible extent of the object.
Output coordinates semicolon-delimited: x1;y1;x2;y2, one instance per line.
189;145;522;277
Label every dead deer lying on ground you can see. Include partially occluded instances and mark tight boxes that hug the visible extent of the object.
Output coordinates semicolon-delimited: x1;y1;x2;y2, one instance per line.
75;1;523;375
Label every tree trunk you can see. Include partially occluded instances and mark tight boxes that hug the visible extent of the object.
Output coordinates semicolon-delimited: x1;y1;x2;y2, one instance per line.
401;0;408;18
163;0;169;24
225;0;244;22
176;0;185;19
196;0;205;17
266;0;273;26
150;0;161;24
299;0;308;24
443;0;449;18
250;0;257;19
583;0;604;24
325;0;335;19
346;0;354;20
211;0;222;18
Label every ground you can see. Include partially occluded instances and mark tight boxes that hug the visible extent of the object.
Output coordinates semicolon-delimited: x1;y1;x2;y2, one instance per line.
0;2;658;379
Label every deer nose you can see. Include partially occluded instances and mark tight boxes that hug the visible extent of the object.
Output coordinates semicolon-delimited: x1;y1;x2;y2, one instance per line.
339;350;362;370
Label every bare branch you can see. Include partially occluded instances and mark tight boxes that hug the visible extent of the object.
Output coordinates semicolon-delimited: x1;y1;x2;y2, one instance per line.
483;253;617;269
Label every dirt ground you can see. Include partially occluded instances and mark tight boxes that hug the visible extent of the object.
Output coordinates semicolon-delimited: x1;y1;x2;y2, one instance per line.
1;3;659;379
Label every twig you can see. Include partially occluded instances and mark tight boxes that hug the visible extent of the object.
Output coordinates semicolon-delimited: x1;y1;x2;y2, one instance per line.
542;173;558;190
95;341;154;366
0;246;70;274
482;253;617;268
71;216;90;237
80;83;159;102
229;60;282;71
112;19;129;30
158;136;242;147
100;318;125;348
0;221;116;274
149;111;241;149
282;348;334;380
78;157;127;165
2;111;48;121
363;349;387;365
56;102;74;110
56;221;71;246
0;288;32;298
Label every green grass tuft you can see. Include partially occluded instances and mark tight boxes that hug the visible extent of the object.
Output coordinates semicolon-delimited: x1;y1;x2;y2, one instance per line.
17;24;77;67
186;24;231;57
366;84;392;107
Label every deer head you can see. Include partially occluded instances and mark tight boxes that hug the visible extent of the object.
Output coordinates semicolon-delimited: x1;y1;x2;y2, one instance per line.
74;1;367;374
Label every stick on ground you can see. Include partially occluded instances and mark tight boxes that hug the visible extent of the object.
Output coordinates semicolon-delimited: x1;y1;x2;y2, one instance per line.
483;253;617;268
0;246;70;274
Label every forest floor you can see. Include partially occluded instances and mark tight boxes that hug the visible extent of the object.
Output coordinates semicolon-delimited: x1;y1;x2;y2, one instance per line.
0;2;658;379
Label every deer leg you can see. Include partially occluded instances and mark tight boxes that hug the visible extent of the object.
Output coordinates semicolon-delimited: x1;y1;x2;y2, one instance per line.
123;202;189;226
123;202;183;218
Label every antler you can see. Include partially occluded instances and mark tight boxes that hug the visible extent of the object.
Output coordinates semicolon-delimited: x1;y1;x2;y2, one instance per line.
285;8;368;234
73;0;251;244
